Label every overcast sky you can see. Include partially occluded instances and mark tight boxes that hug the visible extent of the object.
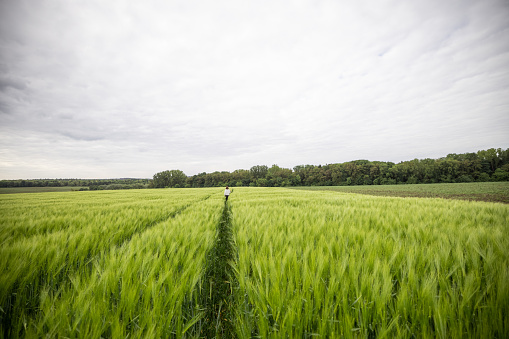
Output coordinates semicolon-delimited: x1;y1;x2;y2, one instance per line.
1;0;508;179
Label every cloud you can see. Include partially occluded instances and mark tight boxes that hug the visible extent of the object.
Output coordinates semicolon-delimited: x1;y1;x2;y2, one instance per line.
0;77;27;92
0;0;508;179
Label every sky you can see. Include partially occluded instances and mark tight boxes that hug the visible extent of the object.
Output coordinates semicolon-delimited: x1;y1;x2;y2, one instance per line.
0;0;508;179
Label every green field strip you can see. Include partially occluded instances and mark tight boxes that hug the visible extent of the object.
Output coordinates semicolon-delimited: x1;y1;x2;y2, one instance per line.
0;191;208;245
0;187;84;194
0;190;218;337
0;194;211;285
231;187;509;338
291;182;509;204
199;201;238;338
0;191;212;248
115;193;212;251
13;197;223;338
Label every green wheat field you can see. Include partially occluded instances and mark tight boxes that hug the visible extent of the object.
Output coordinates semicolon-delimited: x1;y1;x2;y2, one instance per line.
1;186;508;338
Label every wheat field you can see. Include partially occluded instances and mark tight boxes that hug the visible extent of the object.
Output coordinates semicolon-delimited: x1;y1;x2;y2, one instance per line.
1;187;507;338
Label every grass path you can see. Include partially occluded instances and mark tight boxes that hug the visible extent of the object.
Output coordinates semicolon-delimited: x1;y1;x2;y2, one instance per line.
199;201;238;338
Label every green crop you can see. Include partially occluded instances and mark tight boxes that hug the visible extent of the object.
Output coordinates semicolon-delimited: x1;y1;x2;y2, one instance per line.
292;182;509;203
232;188;509;338
1;187;508;338
0;188;222;337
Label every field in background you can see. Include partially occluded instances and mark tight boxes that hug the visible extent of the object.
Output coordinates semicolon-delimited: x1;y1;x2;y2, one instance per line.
3;182;508;204
0;186;88;194
1;187;508;337
291;182;509;203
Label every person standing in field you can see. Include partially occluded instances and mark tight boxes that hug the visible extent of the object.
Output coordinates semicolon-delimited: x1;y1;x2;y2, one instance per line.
224;186;231;201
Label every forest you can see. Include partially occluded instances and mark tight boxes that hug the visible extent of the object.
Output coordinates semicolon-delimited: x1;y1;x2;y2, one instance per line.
153;148;509;188
1;148;508;190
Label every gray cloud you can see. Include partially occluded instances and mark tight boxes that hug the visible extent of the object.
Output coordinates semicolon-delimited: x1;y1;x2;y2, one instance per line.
0;77;27;92
0;0;508;179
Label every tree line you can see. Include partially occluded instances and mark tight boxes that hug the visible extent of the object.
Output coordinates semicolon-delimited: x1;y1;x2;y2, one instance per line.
152;148;509;188
0;178;151;190
2;148;507;190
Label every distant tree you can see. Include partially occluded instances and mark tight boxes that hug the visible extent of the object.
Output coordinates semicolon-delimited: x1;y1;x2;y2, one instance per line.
363;174;373;185
267;164;293;186
170;170;187;187
478;173;491;182
291;174;301;186
153;171;170;188
256;178;268;187
493;168;509;181
232;169;251;183
456;175;474;183
152;169;187;188
478;148;500;173
250;165;268;179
